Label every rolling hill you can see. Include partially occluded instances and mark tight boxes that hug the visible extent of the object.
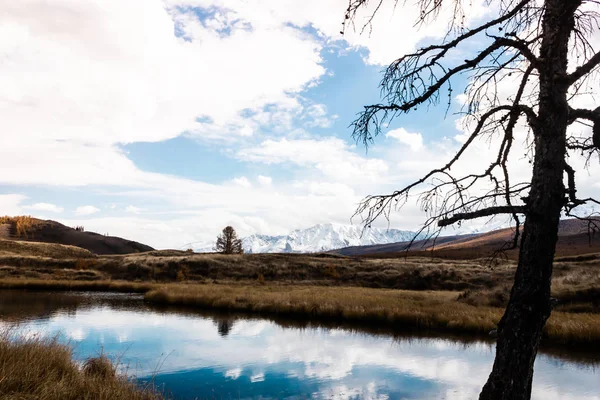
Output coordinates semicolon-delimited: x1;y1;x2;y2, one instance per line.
334;218;600;259
0;217;153;255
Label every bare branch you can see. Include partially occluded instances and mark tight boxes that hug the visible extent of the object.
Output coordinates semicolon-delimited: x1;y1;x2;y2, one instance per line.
567;51;600;85
569;106;600;122
488;35;540;67
438;206;527;227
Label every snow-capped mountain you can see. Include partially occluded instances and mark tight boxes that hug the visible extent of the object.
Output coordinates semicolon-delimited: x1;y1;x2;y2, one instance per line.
241;223;421;254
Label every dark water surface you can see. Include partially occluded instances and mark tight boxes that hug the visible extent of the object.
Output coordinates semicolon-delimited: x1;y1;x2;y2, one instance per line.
1;290;598;400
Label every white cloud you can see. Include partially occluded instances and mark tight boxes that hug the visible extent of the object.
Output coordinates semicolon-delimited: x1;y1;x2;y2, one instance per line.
0;194;27;216
3;0;597;249
75;205;100;216
232;177;252;188
257;175;272;186
0;0;328;191
125;206;142;214
167;0;489;65
22;202;64;213
237;137;388;184
1;0;327;147
386;128;424;151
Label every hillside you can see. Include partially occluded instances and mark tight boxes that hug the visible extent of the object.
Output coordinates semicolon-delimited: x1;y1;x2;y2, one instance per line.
0;216;153;255
335;218;600;259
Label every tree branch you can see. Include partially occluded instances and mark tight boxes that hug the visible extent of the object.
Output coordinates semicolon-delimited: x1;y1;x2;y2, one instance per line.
488;35;540;68
569;106;600;122
438;206;527;227
567;50;600;85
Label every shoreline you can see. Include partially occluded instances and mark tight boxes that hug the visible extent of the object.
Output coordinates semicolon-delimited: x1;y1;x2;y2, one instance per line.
1;278;599;349
0;331;161;399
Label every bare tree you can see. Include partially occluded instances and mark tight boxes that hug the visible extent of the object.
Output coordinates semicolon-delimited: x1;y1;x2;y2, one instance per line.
343;0;600;399
214;226;244;254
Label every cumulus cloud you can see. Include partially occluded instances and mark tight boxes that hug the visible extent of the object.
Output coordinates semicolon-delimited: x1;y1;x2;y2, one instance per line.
0;0;326;148
237;137;388;184
386;128;424;151
6;0;594;248
23;202;64;213
75;206;100;216
166;0;489;65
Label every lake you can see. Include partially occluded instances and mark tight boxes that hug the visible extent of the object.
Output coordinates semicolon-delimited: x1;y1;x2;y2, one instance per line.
1;290;598;399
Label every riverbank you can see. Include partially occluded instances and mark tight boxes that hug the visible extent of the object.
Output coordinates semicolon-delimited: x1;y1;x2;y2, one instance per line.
1;278;599;347
0;332;161;400
143;283;600;347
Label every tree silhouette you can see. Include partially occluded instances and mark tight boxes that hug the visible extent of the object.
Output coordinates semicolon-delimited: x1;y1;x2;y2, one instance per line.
215;318;235;337
343;0;600;399
214;226;244;254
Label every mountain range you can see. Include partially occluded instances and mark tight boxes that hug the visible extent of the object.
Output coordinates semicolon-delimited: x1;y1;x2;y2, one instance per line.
195;223;422;253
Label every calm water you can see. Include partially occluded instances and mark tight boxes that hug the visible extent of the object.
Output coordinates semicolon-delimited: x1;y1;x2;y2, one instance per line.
1;290;599;400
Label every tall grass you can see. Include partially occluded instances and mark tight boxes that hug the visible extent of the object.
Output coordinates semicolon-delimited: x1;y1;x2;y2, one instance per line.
0;278;153;293
0;276;598;346
144;284;600;346
145;284;503;335
0;331;161;399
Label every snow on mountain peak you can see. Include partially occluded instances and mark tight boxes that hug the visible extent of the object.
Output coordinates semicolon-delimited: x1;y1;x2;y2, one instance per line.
240;223;421;254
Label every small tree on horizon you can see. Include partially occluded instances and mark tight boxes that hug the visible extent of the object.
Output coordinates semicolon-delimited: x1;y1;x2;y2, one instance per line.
214;226;244;254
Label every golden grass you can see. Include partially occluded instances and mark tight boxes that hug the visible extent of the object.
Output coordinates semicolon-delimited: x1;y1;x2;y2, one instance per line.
0;331;161;400
0;215;39;238
0;239;95;259
545;312;600;345
143;283;600;346
145;284;502;334
0;273;598;346
0;278;153;293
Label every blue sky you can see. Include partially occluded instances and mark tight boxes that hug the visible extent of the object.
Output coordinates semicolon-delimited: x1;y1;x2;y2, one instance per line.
2;0;598;249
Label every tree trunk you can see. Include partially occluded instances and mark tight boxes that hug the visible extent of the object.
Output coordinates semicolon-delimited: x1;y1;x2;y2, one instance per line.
479;1;580;399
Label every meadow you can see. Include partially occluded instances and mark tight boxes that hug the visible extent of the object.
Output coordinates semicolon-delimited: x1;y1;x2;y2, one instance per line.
0;239;599;347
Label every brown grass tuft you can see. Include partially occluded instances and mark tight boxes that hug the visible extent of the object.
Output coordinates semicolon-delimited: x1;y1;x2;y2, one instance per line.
0;331;161;399
83;356;116;379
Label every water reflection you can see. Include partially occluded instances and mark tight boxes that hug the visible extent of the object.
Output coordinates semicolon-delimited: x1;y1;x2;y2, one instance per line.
1;290;599;400
214;318;235;337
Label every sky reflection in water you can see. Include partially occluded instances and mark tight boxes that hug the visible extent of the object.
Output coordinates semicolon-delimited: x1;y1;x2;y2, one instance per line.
3;293;600;400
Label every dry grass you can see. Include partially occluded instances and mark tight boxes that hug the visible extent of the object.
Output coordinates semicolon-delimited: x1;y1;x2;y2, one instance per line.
145;284;502;336
0;279;153;293
144;283;600;346
0;239;94;259
0;276;598;346
0;216;39;238
0;331;161;400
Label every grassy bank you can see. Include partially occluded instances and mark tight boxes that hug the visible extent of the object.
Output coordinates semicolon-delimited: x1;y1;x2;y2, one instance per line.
144;283;600;347
0;332;160;400
1;275;599;347
0;278;153;293
2;249;599;308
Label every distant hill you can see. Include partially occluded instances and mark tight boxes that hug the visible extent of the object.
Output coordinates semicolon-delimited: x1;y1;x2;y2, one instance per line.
0;216;153;255
332;234;474;256
333;218;600;259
